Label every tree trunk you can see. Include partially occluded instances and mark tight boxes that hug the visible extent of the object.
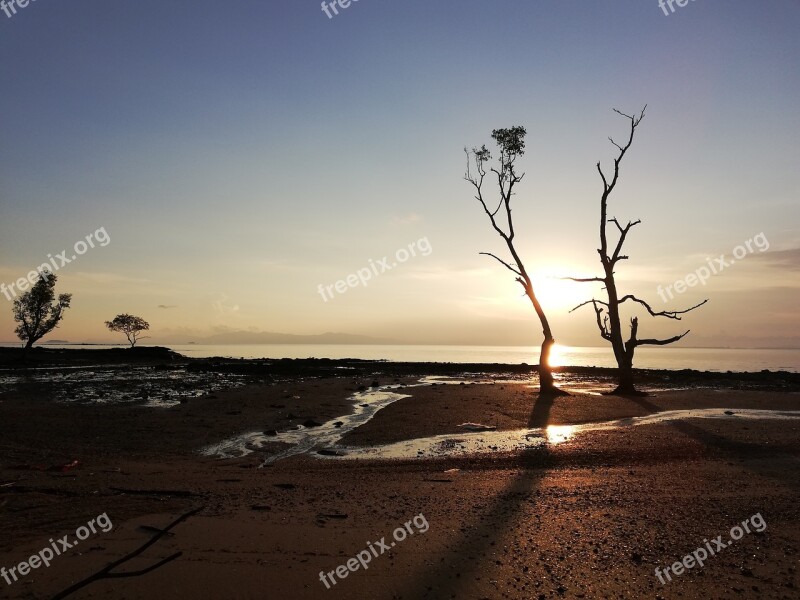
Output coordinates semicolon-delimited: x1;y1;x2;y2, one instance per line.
607;353;646;396
537;338;567;396
24;339;34;350
538;339;554;390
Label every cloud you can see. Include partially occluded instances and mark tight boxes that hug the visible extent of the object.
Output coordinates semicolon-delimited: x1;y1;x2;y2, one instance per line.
211;294;240;315
392;213;422;225
749;248;800;271
158;304;177;309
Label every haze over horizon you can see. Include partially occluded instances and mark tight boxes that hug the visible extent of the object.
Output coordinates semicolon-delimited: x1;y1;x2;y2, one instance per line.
1;1;798;350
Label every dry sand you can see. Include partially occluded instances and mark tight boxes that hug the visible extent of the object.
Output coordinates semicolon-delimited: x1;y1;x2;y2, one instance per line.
0;360;799;599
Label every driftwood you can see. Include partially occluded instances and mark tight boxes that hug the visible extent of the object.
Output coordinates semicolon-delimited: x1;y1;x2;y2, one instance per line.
51;506;203;599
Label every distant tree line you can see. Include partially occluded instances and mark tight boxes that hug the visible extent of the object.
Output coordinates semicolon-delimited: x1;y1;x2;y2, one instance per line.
11;270;149;350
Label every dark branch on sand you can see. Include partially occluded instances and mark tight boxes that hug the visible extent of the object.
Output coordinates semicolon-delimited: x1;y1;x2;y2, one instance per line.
51;506;204;600
109;487;203;498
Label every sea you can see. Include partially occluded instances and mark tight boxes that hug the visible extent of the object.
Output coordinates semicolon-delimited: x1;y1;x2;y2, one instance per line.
5;343;798;373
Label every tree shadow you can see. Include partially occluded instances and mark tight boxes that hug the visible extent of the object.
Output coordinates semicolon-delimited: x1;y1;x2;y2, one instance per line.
396;391;799;597
396;393;556;598
627;395;800;492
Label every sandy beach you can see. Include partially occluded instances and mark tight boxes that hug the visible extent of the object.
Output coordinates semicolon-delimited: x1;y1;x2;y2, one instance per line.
0;350;798;599
3;2;799;598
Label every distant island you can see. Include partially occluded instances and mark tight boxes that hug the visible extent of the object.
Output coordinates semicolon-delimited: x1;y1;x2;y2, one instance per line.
186;331;396;345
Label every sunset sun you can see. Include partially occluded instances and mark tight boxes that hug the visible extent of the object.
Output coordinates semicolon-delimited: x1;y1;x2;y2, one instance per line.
530;269;587;313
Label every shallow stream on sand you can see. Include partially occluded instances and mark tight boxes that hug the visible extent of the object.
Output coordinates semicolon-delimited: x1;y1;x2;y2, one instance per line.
200;376;800;464
328;408;800;460
201;385;413;464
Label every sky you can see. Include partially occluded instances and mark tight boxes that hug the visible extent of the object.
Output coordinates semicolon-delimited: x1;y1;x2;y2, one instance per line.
0;0;798;348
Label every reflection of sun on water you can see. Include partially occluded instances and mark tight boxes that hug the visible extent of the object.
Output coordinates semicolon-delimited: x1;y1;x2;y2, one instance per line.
546;425;576;445
546;343;566;367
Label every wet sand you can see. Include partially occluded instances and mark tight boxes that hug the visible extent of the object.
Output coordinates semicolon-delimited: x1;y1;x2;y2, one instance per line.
0;353;799;599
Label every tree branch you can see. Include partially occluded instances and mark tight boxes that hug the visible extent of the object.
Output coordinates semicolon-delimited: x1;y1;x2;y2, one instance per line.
561;276;606;283
609;218;641;263
632;330;691;347
51;507;204;600
619;295;708;320
104;553;183;578
479;252;522;277
569;299;609;313
571;299;612;341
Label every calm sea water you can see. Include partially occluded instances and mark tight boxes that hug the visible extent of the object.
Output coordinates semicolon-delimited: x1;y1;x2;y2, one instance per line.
8;343;795;373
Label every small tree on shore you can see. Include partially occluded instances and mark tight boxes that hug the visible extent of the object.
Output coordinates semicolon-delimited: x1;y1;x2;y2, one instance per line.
465;126;565;396
13;271;72;349
568;107;706;395
105;314;150;348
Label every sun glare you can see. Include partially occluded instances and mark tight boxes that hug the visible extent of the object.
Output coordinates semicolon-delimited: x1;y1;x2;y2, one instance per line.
547;343;566;368
529;269;587;312
546;425;577;445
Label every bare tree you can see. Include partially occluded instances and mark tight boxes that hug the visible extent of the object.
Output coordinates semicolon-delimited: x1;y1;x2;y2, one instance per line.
105;314;150;348
465;126;565;396
13;271;72;349
567;107;706;395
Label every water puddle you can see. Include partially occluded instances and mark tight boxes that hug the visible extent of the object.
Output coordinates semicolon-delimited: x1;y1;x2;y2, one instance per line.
200;386;412;464
0;365;249;407
201;377;501;462
329;409;800;460
201;373;800;464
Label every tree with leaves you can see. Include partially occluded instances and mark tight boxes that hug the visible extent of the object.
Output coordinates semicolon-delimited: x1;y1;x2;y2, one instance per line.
465;126;565;396
13;271;72;349
568;107;706;395
105;314;150;348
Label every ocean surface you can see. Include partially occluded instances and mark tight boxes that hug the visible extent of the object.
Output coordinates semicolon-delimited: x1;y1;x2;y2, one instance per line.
7;343;798;373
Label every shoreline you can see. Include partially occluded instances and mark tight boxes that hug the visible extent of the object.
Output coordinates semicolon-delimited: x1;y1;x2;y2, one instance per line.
1;346;799;385
0;349;798;598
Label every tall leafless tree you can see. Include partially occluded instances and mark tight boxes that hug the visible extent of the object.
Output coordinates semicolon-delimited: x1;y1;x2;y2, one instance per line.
567;107;706;395
465;127;565;396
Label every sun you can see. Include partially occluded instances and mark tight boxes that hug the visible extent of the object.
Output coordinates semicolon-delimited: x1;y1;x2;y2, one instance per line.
546;343;566;368
529;269;588;312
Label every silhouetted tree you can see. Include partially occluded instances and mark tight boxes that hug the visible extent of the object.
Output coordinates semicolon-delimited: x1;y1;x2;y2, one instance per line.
105;314;150;348
13;271;72;349
465;127;565;396
568;107;706;395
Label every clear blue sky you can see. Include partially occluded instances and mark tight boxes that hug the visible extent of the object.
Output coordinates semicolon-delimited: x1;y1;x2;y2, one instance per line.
1;0;798;347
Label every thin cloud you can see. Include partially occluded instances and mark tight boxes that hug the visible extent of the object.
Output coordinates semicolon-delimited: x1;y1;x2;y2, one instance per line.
749;248;800;271
392;213;422;225
211;294;240;315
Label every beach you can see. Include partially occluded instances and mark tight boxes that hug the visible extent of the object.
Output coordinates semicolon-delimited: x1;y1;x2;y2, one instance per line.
0;349;798;599
3;2;799;598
